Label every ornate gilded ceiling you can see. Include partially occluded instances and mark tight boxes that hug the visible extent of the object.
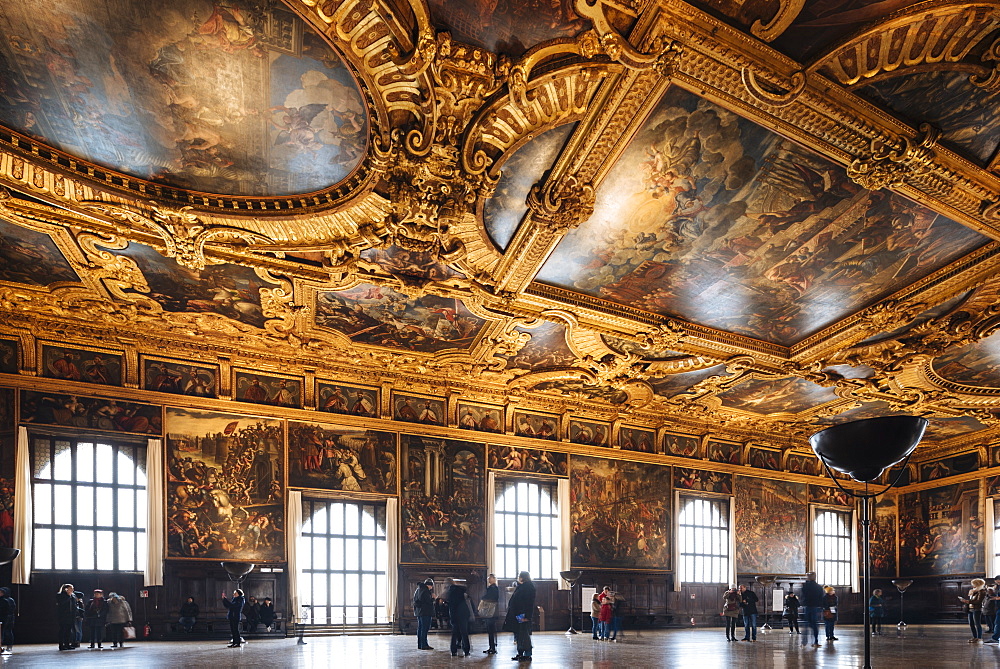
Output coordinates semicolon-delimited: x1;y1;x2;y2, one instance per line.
5;0;1000;460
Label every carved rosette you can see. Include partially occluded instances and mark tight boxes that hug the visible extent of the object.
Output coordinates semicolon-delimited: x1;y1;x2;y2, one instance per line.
526;174;596;235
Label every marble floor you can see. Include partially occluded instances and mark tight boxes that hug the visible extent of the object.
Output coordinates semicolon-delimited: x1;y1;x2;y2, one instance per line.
0;625;994;668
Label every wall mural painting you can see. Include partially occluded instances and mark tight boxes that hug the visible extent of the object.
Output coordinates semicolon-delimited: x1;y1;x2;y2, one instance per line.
734;477;807;574
706;439;740;464
0;340;17;374
571;455;671;569
426;0;585;56
618;426;656;453
41;345;122;387
105;242;277;328
748;446;782;471
809;485;852;506
932;331;1000;388
504;322;577;371
675;467;732;494
869;496;897;579
923;416;988;442
400;434;485;564
0;218;79;286
650;364;730;400
487;445;567;476
920;452;980;482
359;245;464;282
393;393;445;426
457;403;503;434
315;284;487;353
143;357;218;398
0;0;366;196
165;408;283;561
884;464;912;487
512;410;559;440
21;390;161;435
536;87;987;345
287;421;396;494
900;480;982;576
568;418;610;447
484;123;577;250
234;371;301;408
719;377;837;415
786;453;819;476
317;382;378;417
858;70;1000;165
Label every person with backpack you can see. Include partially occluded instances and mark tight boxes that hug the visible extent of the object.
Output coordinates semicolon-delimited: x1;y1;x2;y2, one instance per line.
412;578;434;650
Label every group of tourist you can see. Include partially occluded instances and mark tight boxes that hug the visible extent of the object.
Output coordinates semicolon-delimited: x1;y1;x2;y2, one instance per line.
724;572;839;646
55;584;133;651
961;576;1000;643
413;571;537;662
589;586;625;641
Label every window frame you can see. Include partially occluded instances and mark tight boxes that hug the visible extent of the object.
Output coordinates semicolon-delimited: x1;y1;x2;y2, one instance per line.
676;492;732;585
811;505;854;589
30;432;147;573
493;477;560;581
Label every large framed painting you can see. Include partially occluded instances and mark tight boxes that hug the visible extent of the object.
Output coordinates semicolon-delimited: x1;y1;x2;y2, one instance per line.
869;496;897;578
0;340;17;374
786;453;819;476
748;446;781;471
990;444;1000;469
900;480;982;576
512;410;559;440
919;452;980;482
234;370;302;408
143;357;218;398
674;468;732;494
706;439;741;464
317;382;378;417
21;390;161;435
571;455;671;569
457;402;503;433
288;420;396;494
392;392;445;426
664;433;701;458
488;445;567;476
734;476;807;574
618;425;655;453
809;485;852;506
165;408;284;561
400;434;485;564
568;418;610;447
41;344;122;386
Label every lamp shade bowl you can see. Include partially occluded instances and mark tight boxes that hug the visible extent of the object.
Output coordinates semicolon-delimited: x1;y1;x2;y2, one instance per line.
220;561;256;580
809;416;928;483
0;548;19;566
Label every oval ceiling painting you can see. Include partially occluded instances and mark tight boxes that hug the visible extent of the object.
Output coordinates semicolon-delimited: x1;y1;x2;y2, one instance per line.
0;0;367;196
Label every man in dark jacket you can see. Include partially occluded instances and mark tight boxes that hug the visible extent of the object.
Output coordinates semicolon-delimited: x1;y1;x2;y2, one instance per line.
447;578;472;657
503;571;536;662
0;587;15;654
800;572;825;647
738;584;759;641
413;578;435;650
221;588;245;648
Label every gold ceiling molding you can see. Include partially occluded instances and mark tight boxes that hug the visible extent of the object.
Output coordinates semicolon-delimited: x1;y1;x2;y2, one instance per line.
846;123;941;191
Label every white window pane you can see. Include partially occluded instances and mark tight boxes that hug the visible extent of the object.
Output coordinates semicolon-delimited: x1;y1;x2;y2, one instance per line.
53;441;72;480
136;490;148;530
329;504;341;535
96;488;113;526
117;450;135;485
53;484;72;524
361;508;375;536
362;574;376;606
330;538;343;571
300;538;313;570
96;530;115;569
77;487;94;527
34;529;52;570
76;442;94;482
35;484;52;525
95;443;114;483
316;536;329;570
313;573;329;606
54;529;73;569
137;530;147;570
345;505;359;535
118;531;135;571
345;575;359;614
119;488;135;528
345;538;359;571
362;537;375;570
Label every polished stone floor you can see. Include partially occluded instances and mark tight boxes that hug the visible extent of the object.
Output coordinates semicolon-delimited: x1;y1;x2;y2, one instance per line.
0;625;995;667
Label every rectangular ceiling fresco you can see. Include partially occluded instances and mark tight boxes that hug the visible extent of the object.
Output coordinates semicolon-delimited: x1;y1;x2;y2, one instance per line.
0;217;78;286
536;86;988;345
426;0;585;56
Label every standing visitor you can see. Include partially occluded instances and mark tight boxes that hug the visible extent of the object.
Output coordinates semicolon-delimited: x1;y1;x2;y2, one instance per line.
986;578;1000;644
56;584;77;651
739;584;758;642
434;596;450;630
105;592;132;649
610;591;625;641
178;597;199;633
0;587;15;654
959;578;987;643
822;586;839;641
722;586;740;642
800;572;824;648
259;597;276;632
447;578;472;657
783;591;800;635
73;591;84;648
590;592;602;640
982;587;997;642
85;589;108;649
480;574;500;655
869;589;885;636
598;587;614;640
221;588;245;648
504;571;536;662
412;578;435;650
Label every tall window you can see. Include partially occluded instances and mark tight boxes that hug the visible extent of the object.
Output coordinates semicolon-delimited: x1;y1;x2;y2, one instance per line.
678;496;730;583
494;480;559;580
300;500;387;625
32;435;147;571
814;509;852;587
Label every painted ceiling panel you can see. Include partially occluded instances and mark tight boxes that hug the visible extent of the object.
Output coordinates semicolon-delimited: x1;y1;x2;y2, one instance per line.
536;86;988;345
933;331;1000;388
649;363;730;399
718;376;838;414
504;321;576;371
426;0;586;56
0;218;78;285
0;0;366;195
315;283;486;353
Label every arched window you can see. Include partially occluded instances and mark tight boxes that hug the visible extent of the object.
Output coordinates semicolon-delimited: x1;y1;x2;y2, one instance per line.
814;509;852;587
32;435;147;571
494;480;559;580
300;500;387;625
678;496;730;584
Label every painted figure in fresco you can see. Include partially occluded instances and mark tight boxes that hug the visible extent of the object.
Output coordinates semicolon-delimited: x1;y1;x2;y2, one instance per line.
320;386;348;412
49;351;82;381
479;410;501;433
460;409;477;430
269;380;296;407
149;363;182;393
418;403;439;425
349;392;375;416
243;377;268;403
84;355;111;385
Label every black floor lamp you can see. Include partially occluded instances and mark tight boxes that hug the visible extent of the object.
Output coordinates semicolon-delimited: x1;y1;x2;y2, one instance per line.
810;416;927;669
891;579;913;635
755;576;776;631
559;571;581;634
